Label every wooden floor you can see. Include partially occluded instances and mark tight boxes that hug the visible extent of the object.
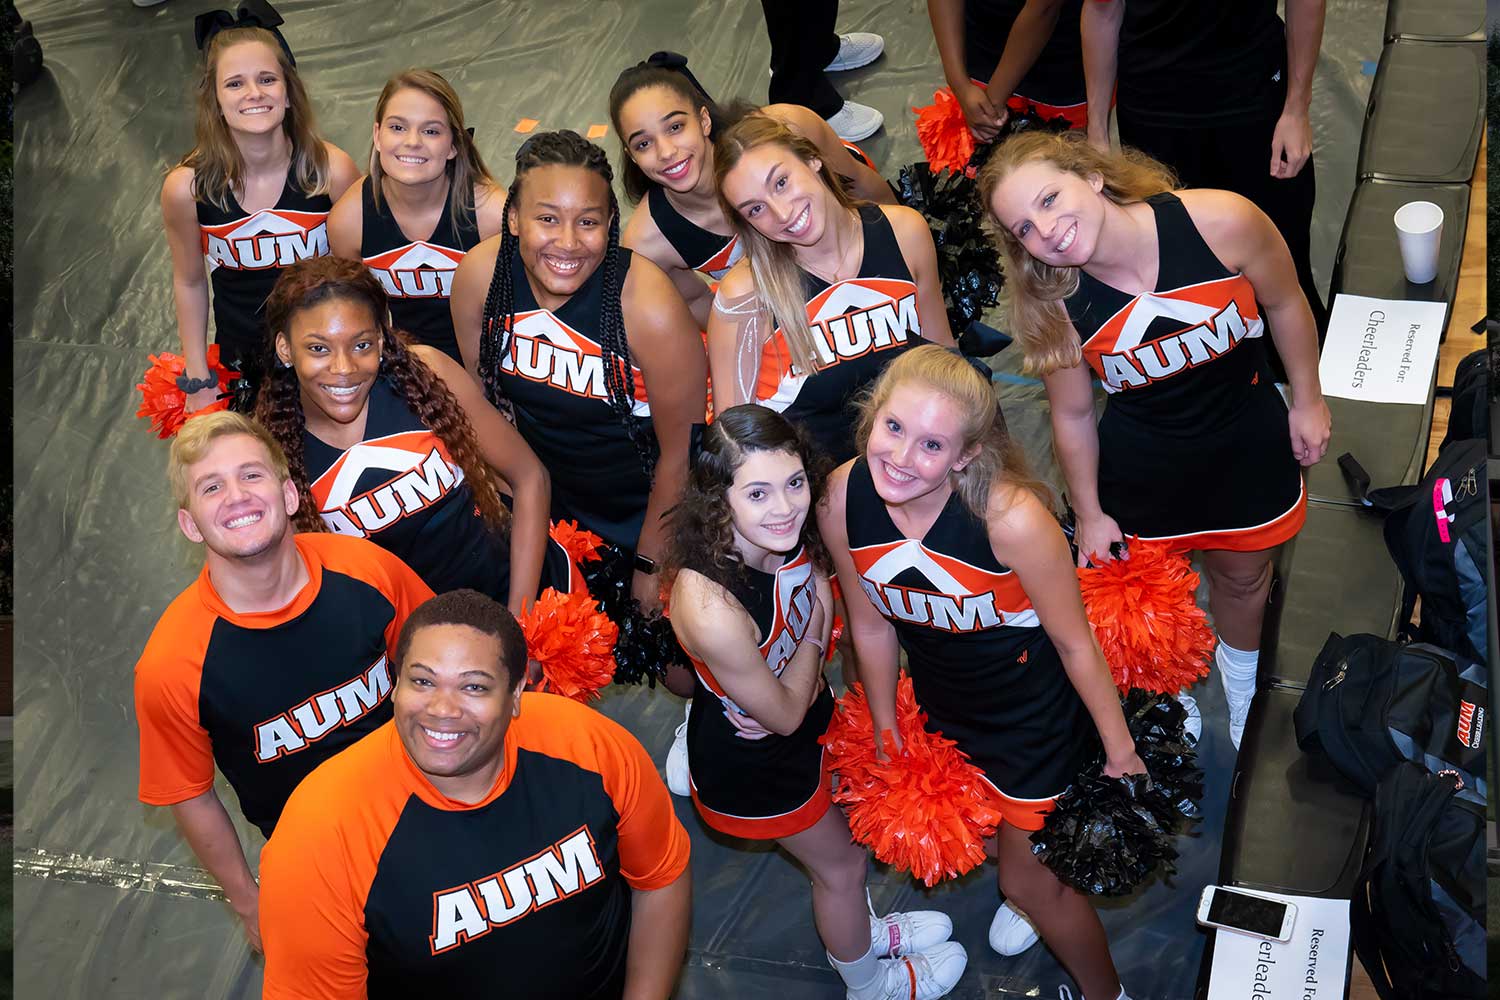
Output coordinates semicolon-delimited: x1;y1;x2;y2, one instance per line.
1341;135;1486;1000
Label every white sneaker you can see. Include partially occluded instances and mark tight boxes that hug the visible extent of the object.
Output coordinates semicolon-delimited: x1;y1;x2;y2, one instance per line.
826;101;884;142
665;702;691;797
987;901;1039;956
1059;988;1131;1000
859;942;967;1000
825;32;885;72
1226;693;1252;751
1175;692;1202;746
869;901;953;958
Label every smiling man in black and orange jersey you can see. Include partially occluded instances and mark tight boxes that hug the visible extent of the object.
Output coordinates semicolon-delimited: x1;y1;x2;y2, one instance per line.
134;411;433;952
259;589;692;1000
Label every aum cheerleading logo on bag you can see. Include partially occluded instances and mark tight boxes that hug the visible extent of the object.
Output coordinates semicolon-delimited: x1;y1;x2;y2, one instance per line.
1456;699;1484;750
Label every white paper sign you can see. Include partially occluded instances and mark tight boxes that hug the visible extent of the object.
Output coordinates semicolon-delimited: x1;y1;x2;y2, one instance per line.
1318;294;1446;405
1207;893;1350;1000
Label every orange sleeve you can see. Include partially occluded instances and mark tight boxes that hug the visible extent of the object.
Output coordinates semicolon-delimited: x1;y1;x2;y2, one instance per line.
260;733;398;999
134;595;216;806
588;706;691;890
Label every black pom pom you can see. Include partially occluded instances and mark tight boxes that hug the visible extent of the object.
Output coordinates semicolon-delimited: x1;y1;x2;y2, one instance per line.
895;110;1076;341
581;546;687;687
1029;690;1204;897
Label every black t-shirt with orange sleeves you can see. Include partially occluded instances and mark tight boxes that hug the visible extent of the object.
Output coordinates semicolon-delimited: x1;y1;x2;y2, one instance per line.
197;167;332;368
844;458;1093;798
1063;192;1304;550
260;694;691;1000
495;247;656;552
135;533;433;837
752;204;926;466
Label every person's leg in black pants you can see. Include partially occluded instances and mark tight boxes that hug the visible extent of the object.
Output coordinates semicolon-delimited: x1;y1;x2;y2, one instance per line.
761;0;842;118
1119;112;1327;383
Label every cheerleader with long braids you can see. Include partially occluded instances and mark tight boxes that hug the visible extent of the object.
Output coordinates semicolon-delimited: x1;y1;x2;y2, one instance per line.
609;52;895;329
450;130;706;679
327;68;503;363
254;256;570;614
819;346;1144;1000
162;5;358;410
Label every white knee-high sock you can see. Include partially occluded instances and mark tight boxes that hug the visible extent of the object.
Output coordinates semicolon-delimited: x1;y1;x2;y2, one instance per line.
829;943;882;998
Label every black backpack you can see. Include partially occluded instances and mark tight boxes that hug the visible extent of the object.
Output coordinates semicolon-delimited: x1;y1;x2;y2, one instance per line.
1366;438;1490;664
1294;633;1487;801
1349;763;1486;999
1438;349;1488;450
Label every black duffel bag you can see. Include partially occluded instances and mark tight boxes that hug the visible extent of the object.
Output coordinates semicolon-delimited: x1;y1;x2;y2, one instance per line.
1293;632;1486;801
1350;763;1486;999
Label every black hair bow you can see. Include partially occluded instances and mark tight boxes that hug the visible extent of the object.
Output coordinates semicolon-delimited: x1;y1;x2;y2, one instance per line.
643;50;715;107
194;0;295;65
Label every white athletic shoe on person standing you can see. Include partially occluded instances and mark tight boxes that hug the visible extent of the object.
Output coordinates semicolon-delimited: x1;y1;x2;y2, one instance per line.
824;32;884;72
846;942;968;1000
665;702;691;797
867;890;953;958
825;102;884;142
988;901;1040;956
1174;692;1202;745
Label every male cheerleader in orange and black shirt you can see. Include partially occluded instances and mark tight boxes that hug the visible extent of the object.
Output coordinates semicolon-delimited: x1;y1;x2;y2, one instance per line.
134;411;433;952
259;589;692;1000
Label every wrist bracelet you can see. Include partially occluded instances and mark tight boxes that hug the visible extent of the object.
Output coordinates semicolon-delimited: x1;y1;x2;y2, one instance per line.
175;373;219;394
804;634;826;654
633;553;658;575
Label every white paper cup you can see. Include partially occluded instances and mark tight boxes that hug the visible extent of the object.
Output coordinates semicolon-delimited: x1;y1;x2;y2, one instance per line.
1393;201;1443;284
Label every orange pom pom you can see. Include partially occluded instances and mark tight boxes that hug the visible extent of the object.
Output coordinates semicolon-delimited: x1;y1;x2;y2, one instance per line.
822;676;1004;886
549;520;605;565
135;346;240;440
1077;537;1215;695
911;88;975;178
521;587;619;703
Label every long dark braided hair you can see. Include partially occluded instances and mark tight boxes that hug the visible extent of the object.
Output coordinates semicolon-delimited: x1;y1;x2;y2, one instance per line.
476;130;657;476
255;256;512;537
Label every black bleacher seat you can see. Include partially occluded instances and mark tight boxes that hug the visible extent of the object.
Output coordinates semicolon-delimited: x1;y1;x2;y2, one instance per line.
1259;503;1403;690
1382;0;1486;43
1357;40;1485;183
1308;179;1469;506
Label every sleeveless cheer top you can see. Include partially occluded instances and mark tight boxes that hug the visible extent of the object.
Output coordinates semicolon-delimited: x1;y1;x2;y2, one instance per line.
750;204;924;464
359;179;481;363
685;547;835;838
645;141;876;282
198;167;331;367
1063;191;1304;550
494;248;655;551
964;0;1085;109
302;378;511;600
844;459;1093;798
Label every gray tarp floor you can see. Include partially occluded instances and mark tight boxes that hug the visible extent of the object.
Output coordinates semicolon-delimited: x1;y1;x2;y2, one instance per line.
13;1;1382;997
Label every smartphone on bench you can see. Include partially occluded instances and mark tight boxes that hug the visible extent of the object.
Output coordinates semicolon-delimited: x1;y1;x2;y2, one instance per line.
1195;885;1297;942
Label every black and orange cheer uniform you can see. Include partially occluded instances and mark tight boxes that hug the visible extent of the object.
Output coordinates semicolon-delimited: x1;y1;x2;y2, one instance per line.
359;180;480;362
135;534;432;836
751;204;926;463
845;460;1094;829
686;547;836;839
965;0;1087;127
198;168;332;371
495;249;655;551
259;694;691;1000
1064;192;1305;552
647;140;875;282
303;378;573;601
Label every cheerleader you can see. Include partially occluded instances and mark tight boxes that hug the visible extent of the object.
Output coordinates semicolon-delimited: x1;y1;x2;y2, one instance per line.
979;131;1330;748
327;68;503;363
665;404;966;1000
609;52;895;329
819;346;1143;1000
162;6;358;409
254;256;568;614
707;114;956;466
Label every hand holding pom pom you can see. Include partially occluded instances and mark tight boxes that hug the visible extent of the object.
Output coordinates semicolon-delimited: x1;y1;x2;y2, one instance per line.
520;587;618;703
821;676;1004;886
135;346;240;439
1077;537;1215;696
